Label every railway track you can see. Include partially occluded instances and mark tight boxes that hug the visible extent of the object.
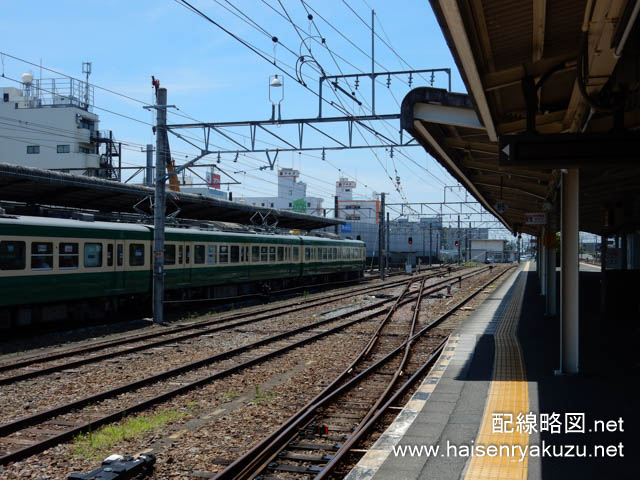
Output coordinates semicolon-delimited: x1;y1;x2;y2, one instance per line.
212;266;513;479
0;266;460;385
0;267;497;466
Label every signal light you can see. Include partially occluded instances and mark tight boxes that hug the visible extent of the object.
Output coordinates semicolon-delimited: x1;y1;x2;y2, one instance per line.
408;236;413;245
455;241;459;246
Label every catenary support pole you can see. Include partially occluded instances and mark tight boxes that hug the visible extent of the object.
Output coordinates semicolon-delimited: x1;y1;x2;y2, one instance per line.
386;212;390;274
371;9;375;115
334;195;339;235
153;88;167;325
378;192;385;280
146;144;153;186
429;222;432;267
457;215;461;264
560;169;579;374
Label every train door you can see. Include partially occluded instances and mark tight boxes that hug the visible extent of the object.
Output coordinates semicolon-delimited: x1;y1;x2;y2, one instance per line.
177;242;190;287
109;241;125;293
183;242;192;284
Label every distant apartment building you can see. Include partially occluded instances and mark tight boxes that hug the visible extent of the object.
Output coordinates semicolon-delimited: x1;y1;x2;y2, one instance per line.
336;177;379;224
0;71;121;179
179;168;228;200
237;168;323;215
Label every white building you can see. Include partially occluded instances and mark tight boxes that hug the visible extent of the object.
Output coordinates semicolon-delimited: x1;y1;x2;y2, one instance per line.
335;177;379;224
0;72;120;178
237;168;323;215
470;239;509;262
179;168;228;200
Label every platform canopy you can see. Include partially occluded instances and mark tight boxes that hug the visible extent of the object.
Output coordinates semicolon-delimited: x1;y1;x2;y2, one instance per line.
0;163;342;231
406;0;640;235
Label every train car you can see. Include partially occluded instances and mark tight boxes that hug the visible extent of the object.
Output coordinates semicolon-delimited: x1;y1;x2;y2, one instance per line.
0;215;365;328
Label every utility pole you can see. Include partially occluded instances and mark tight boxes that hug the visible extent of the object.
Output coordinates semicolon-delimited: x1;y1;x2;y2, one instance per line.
429;222;432;267
153;87;167;325
457;214;461;264
145;144;153;186
378;192;385;280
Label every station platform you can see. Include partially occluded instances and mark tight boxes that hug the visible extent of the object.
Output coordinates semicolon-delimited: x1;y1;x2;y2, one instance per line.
347;263;635;480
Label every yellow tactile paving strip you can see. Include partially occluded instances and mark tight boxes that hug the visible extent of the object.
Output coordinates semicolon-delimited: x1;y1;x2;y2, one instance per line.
465;263;530;480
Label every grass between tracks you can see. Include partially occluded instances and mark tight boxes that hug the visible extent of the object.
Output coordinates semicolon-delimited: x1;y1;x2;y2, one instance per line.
71;409;184;459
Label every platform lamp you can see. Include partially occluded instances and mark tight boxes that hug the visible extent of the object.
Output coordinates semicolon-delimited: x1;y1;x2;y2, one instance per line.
269;74;284;122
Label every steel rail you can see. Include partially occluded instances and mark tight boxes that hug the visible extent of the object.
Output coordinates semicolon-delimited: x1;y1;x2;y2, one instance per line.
215;266;513;479
315;266;514;478
0;266;496;465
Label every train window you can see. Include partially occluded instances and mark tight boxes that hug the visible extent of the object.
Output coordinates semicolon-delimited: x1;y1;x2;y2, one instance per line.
269;246;276;262
251;246;260;262
194;245;205;264
305;247;311;261
84;243;103;268
230;246;240;263
59;242;79;269
129;244;145;266
219;246;229;264
285;247;290;261
0;241;26;270
245;246;249;262
185;245;190;264
260;246;268;262
117;244;123;266
277;246;284;262
333;247;338;260
31;242;53;270
327;248;332;261
164;245;176;265
323;248;328;260
207;245;217;264
107;244;114;267
178;245;184;264
293;246;299;261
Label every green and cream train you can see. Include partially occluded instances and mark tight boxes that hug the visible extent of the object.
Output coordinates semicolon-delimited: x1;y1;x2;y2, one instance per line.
0;215;366;328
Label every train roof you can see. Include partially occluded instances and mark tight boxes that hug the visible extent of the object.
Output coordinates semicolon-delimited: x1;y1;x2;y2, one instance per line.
0;215;150;232
0;216;365;246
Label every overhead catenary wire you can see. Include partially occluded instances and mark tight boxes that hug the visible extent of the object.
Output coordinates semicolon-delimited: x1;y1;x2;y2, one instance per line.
175;0;416;201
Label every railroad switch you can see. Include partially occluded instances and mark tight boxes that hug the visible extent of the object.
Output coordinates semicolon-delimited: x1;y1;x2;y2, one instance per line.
67;453;156;479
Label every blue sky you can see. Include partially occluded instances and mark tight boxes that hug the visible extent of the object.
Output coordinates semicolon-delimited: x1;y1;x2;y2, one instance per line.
0;0;477;219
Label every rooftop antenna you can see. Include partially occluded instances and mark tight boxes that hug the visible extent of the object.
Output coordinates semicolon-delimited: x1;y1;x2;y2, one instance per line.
82;61;92;109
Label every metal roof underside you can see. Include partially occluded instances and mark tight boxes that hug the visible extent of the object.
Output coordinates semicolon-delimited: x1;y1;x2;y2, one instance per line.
401;87;553;236
0;163;342;231
415;0;640;236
